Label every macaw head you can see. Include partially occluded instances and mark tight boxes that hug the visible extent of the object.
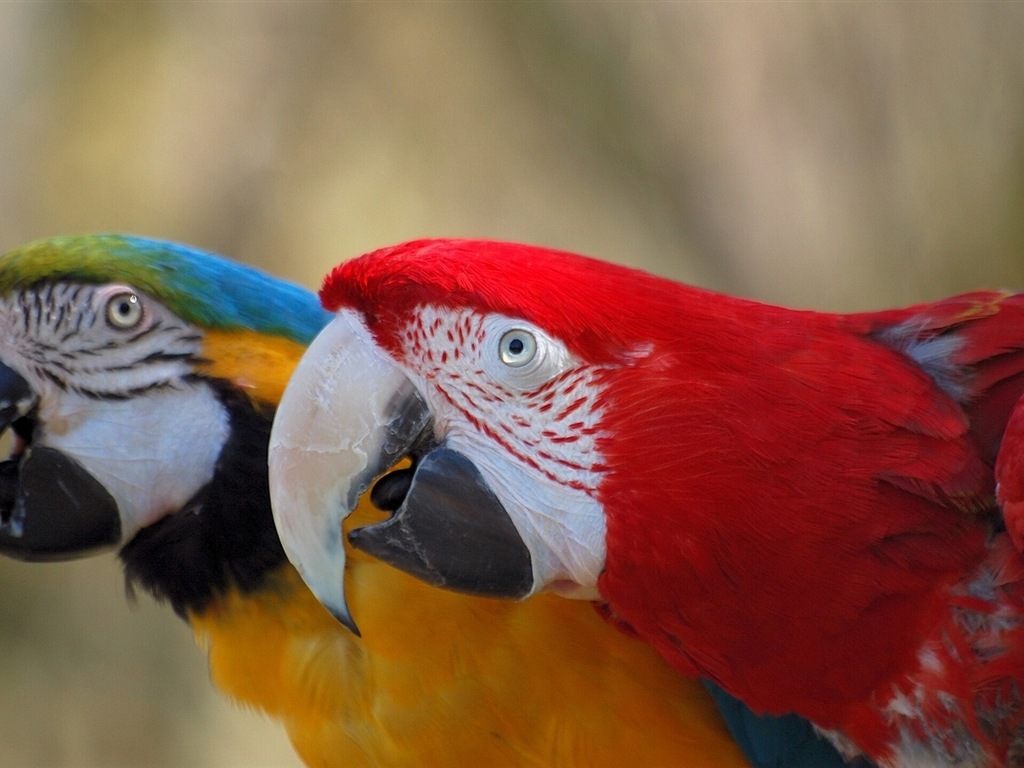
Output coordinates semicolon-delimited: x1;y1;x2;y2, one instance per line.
0;234;330;586
269;238;697;630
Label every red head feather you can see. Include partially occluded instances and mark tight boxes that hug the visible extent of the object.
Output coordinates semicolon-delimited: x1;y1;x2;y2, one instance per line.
319;237;1024;762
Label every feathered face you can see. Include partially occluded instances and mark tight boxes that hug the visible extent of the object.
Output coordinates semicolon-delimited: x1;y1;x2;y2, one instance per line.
0;234;328;561
0;278;228;556
347;302;613;586
269;239;686;631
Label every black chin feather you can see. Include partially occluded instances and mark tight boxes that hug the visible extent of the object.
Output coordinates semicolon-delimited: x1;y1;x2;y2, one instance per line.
119;381;286;618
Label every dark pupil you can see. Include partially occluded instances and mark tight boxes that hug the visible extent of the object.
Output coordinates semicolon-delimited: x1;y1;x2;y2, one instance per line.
118;301;131;315
508;338;524;355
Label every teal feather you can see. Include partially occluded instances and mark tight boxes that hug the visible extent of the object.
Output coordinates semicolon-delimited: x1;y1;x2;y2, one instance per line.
703;681;871;767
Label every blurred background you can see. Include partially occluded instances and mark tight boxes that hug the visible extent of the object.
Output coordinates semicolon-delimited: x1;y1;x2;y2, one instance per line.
0;3;1022;766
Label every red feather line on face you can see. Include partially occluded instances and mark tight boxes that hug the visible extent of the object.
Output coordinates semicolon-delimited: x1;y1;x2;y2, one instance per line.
325;239;1024;763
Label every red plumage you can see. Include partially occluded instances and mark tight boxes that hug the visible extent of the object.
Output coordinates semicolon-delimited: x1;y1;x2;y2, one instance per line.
325;239;1024;766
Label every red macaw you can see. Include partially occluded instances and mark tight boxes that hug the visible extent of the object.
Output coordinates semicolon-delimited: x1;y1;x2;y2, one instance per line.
269;238;1024;767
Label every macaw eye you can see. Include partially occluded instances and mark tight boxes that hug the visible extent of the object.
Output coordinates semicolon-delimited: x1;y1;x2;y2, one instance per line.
499;329;537;367
106;291;143;329
482;314;573;390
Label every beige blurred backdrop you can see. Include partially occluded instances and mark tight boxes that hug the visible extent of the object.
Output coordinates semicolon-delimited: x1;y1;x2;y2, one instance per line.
0;3;1023;767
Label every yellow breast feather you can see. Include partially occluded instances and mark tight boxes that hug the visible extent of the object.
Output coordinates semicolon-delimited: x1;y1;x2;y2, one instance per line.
190;501;749;768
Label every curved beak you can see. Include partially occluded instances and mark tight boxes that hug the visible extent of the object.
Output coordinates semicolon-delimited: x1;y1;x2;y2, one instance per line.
269;310;431;634
269;309;534;636
0;361;121;560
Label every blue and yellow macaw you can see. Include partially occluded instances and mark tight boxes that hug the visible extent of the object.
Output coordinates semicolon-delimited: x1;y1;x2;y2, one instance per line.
0;234;851;767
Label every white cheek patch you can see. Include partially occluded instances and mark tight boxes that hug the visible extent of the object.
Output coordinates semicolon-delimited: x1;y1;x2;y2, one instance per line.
396;306;611;599
41;385;231;542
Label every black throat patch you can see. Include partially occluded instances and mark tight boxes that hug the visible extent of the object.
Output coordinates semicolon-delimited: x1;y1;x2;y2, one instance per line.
119;380;287;617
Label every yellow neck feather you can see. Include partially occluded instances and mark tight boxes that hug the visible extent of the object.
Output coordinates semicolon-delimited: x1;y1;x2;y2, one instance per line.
189;502;749;767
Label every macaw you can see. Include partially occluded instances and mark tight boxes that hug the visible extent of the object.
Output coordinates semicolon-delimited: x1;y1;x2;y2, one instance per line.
0;234;780;767
269;236;1024;768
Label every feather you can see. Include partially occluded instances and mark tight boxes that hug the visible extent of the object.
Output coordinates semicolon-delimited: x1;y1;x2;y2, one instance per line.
322;237;1024;766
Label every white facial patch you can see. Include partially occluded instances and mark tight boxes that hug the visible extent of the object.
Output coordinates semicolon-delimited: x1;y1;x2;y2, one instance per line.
40;383;230;542
0;281;230;543
398;306;611;598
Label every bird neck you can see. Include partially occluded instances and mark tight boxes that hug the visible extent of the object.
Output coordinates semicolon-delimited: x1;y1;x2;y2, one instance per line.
118;380;287;617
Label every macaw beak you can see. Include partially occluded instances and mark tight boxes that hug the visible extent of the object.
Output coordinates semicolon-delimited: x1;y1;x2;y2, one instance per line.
268;308;533;636
0;361;121;560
